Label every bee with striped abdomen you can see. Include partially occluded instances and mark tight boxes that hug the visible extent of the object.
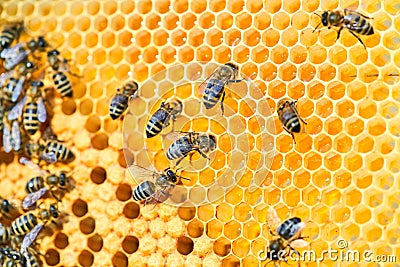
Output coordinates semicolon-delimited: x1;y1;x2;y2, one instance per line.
313;9;374;48
24;139;75;164
109;80;139;120
166;132;217;166
128;165;189;205
11;203;59;237
20;157;71;208
1;36;48;71
263;207;307;266
47;49;75;98
0;21;23;52
146;99;183;138
277;99;306;144
199;62;244;115
7;80;47;136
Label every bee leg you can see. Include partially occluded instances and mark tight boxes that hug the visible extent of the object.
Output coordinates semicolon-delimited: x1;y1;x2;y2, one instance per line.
220;91;226;116
336;27;344;41
290;132;297;144
299;117;307;125
176;157;185;167
348;30;367;49
196;149;210;160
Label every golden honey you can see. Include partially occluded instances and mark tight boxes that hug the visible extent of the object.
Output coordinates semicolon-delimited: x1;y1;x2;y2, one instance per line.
0;0;399;266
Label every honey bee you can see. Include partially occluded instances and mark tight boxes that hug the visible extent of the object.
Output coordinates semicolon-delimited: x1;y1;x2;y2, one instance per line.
7;80;46;135
11;203;59;237
199;63;244;115
277;99;306;144
109;80;139;120
2;120;21;153
20;157;71;208
1;36;48;71
128;165;189;205
263;207;307;266
10;204;58;267
0;21;24;52
166;132;217;166
24;139;75;164
47;49;74;98
313;9;374;48
0;246;39;267
2;60;36;108
145;99;183;138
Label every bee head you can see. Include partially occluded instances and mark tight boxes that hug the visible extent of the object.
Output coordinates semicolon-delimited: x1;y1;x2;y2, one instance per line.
37;36;49;49
49;204;59;219
267;239;284;261
59;172;67;186
166;169;178;183
321;11;329;26
47;49;60;57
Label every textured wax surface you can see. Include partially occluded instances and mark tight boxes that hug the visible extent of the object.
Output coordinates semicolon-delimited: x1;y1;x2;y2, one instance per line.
0;0;400;266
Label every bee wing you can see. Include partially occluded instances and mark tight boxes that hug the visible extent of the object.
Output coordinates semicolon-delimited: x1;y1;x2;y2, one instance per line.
19;157;48;176
7;96;26;121
20;223;44;256
199;67;232;95
290;239;308;248
165;131;186;142
37;98;47;123
0;70;13;87
11;120;21;151
267;206;282;230
22;188;48;209
0;42;25;58
127;164;162;185
198;71;217;94
4;50;29;70
42;152;58;164
12;76;26;102
3;123;12;153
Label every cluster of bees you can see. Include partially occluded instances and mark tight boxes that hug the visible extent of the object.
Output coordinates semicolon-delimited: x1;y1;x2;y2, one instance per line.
0;20;78;267
106;8;382;265
0;20;75;164
0;157;72;266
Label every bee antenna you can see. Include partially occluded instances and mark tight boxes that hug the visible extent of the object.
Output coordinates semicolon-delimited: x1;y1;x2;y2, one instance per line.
313;12;322;18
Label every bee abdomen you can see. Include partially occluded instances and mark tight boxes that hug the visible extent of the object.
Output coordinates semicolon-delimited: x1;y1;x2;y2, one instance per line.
53;72;73;98
45;141;75;162
146;110;168;138
109;94;129;120
0;225;11;243
133;181;155;201
11;213;37;236
166;138;193;160
26;176;45;194
23;103;39;135
203;81;224;109
282;113;301;133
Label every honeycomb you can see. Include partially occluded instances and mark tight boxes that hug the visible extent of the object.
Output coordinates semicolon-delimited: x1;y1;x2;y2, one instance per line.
0;0;400;266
